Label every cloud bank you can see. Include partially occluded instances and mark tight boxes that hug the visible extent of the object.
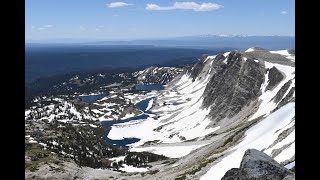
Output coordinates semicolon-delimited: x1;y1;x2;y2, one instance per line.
107;2;132;8
146;2;223;12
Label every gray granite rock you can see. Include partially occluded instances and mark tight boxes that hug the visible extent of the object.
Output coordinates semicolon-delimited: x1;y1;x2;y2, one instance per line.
265;66;284;91
222;149;294;180
273;80;292;103
202;51;265;123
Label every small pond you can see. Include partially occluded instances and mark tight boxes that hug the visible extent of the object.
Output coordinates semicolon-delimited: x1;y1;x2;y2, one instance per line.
79;94;105;103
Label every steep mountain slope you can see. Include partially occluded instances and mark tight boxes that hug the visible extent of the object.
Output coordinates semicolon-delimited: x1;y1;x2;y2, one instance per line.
108;47;295;179
25;47;295;179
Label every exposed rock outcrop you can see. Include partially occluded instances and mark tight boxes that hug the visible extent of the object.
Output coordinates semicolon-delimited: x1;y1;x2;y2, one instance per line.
188;54;210;81
278;87;295;108
273;80;292;103
202;51;265;123
265;66;284;91
222;149;294;180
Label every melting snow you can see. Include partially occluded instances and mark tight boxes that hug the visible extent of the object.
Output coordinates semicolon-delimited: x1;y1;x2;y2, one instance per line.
145;98;154;111
270;50;295;61
249;62;295;121
245;48;255;52
119;164;149;172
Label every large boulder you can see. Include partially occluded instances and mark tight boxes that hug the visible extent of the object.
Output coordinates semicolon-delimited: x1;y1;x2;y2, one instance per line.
222;149;294;180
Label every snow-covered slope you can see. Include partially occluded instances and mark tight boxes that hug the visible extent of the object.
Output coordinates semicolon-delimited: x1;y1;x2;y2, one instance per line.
106;47;295;179
26;47;294;179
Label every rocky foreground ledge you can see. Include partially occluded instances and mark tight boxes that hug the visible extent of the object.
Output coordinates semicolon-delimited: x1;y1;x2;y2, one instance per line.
222;149;295;180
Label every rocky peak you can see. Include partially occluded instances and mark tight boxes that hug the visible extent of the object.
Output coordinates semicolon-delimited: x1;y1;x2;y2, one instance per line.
188;54;209;81
222;149;295;180
202;51;265;124
265;66;285;91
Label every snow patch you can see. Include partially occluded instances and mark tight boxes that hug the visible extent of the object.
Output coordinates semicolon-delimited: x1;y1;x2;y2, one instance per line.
245;48;255;52
201;103;295;180
285;161;295;169
130;143;209;158
249;62;295;121
119;164;149;172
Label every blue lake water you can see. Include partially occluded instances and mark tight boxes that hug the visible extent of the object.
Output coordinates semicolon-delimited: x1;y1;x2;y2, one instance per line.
79;95;105;103
101;97;155;148
135;84;165;91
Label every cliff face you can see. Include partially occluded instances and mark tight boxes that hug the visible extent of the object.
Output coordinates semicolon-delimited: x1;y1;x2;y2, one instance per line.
202;51;265;124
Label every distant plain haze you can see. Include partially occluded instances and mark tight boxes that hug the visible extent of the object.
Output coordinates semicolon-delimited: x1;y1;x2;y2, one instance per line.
26;0;294;42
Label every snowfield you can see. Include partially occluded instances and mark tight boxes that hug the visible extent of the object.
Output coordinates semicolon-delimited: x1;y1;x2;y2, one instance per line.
201;103;295;180
249;61;295;121
270;49;295;61
25;49;295;178
130;143;210;158
119;164;149;172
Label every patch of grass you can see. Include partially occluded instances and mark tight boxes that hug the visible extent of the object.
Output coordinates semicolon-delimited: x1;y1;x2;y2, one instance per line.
175;174;186;180
141;169;159;177
161;160;171;164
25;143;61;172
25;163;39;172
176;157;218;179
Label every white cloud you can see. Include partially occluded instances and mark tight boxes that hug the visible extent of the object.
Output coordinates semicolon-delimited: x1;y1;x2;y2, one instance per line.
35;25;53;31
281;10;287;15
80;26;86;31
107;2;132;8
146;2;223;12
95;28;100;31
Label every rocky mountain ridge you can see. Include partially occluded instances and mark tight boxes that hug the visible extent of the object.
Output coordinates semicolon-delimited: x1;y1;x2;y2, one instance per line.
25;47;295;179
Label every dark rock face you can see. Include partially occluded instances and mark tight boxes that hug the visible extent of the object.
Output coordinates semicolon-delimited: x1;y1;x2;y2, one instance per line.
188;54;210;81
265;67;285;91
273;80;292;103
287;49;295;55
222;168;241;180
222;149;294;180
202;51;265;123
278;87;295;108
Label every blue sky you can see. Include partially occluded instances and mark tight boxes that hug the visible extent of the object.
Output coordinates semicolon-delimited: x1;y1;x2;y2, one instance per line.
26;0;295;41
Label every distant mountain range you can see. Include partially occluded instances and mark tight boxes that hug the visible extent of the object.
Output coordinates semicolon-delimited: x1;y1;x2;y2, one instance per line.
26;35;294;50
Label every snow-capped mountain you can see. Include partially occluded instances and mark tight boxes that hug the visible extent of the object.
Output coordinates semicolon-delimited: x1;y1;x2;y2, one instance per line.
25;47;295;179
107;47;295;179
